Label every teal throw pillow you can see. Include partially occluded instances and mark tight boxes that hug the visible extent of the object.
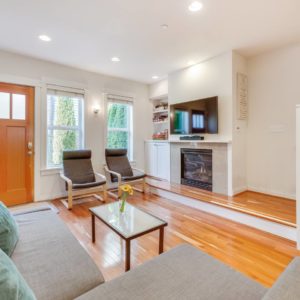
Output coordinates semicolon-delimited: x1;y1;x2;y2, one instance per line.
0;248;36;300
0;202;19;256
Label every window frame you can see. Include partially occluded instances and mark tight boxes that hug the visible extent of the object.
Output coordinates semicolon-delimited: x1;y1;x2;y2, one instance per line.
105;95;134;161
46;88;85;169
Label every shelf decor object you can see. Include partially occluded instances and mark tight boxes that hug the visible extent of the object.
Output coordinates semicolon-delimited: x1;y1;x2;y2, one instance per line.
237;73;248;120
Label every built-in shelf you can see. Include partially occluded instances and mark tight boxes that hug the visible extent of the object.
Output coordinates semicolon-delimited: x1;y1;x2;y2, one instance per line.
151;96;169;140
153;109;168;114
153;120;168;125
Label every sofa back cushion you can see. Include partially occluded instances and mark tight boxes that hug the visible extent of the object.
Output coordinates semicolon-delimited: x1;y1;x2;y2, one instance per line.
0;249;36;300
0;202;19;256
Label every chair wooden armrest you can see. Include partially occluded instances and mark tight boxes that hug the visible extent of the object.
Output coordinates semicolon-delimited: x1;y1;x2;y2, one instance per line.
60;172;72;190
94;172;107;183
104;166;122;183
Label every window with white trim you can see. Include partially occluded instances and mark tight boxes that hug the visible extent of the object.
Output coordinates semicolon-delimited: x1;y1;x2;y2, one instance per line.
47;88;84;168
106;95;133;160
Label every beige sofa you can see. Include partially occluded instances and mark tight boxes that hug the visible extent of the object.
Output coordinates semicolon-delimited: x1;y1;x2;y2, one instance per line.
11;206;300;300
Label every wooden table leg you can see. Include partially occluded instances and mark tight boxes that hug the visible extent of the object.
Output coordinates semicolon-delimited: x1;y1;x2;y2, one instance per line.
125;239;131;272
159;227;164;254
92;214;95;243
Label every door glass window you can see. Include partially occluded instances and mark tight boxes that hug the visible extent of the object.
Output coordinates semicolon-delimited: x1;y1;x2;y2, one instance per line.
12;94;26;120
0;92;10;119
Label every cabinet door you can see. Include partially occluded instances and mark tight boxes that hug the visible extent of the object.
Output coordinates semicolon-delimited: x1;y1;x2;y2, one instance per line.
145;143;157;176
156;144;170;181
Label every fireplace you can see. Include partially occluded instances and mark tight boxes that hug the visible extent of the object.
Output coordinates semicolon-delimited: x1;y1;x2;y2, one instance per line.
181;148;213;191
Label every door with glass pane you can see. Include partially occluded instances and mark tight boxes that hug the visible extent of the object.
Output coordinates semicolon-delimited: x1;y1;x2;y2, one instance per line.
0;83;34;206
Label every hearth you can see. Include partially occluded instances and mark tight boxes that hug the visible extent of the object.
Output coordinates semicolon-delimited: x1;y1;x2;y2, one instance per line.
181;148;212;191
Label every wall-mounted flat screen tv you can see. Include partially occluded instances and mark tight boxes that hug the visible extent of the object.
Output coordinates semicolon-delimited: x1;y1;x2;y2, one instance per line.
170;96;218;134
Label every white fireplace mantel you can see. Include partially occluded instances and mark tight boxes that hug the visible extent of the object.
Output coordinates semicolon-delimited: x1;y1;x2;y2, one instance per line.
168;139;232;144
146;139;232;144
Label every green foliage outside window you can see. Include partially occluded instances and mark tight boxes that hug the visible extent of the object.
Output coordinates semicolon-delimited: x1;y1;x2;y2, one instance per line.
107;103;127;128
50;97;79;165
107;103;129;150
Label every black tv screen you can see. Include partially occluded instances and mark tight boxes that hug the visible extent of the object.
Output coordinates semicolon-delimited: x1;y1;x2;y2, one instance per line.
170;96;218;134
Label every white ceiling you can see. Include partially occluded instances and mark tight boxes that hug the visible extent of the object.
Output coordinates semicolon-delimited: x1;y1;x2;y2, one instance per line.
1;0;300;83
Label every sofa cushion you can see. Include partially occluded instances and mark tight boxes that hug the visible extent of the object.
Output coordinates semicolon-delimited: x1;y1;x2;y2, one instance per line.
0;248;36;300
76;244;267;300
0;201;19;256
12;209;104;300
262;257;300;300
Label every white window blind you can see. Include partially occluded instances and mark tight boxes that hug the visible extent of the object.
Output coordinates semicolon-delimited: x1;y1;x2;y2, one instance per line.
106;94;133;160
47;88;84;168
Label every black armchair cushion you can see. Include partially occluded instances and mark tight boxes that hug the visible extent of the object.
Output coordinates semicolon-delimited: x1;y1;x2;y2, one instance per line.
63;150;96;185
72;180;106;190
120;169;146;182
105;149;133;182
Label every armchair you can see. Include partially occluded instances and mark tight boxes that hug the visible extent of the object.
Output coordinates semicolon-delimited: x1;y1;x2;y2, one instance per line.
104;149;146;198
60;150;107;209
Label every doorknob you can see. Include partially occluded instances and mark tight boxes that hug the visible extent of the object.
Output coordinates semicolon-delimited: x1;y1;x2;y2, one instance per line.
28;151;33;156
28;142;33;150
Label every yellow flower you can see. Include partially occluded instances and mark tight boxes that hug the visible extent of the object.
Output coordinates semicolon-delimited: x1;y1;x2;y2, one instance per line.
120;184;134;196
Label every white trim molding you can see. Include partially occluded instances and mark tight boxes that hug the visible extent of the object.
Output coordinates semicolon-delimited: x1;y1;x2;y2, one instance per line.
151;187;297;241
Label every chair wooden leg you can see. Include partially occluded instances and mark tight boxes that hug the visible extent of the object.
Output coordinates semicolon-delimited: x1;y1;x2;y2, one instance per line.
67;189;73;210
103;184;107;202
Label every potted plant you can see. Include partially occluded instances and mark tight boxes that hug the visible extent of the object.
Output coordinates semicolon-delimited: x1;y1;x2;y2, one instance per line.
119;184;133;213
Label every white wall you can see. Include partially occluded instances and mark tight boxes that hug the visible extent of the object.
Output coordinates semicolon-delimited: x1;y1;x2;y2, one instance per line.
247;43;300;199
168;52;233;140
0;50;152;201
149;79;168;99
168;52;235;195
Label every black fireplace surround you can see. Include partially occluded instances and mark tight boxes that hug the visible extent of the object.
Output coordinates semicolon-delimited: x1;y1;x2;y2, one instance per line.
181;148;212;191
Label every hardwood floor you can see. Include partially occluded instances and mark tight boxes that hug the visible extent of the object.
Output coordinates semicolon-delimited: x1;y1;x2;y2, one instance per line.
53;191;299;288
147;178;296;227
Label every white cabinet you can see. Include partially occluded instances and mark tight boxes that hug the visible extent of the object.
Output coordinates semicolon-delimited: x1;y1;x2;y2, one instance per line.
145;141;170;181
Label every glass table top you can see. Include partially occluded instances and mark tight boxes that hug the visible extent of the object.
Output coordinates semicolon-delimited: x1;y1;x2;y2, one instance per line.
90;202;167;239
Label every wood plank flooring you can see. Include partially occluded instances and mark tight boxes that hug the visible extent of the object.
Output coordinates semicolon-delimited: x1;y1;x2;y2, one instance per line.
53;191;299;288
147;178;296;227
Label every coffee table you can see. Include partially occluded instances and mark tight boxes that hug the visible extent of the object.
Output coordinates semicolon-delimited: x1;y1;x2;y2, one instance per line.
89;202;168;271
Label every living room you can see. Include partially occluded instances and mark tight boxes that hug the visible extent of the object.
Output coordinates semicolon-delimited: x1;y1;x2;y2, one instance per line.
1;0;300;299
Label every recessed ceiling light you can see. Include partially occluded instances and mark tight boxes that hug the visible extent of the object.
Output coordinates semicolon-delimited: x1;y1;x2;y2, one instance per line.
188;1;203;12
152;75;159;79
111;57;120;62
161;24;168;30
39;34;51;42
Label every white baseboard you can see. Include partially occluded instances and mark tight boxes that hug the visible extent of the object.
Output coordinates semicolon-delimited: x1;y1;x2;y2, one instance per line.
247;186;295;200
151;187;296;241
36;192;66;202
232;186;248;195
